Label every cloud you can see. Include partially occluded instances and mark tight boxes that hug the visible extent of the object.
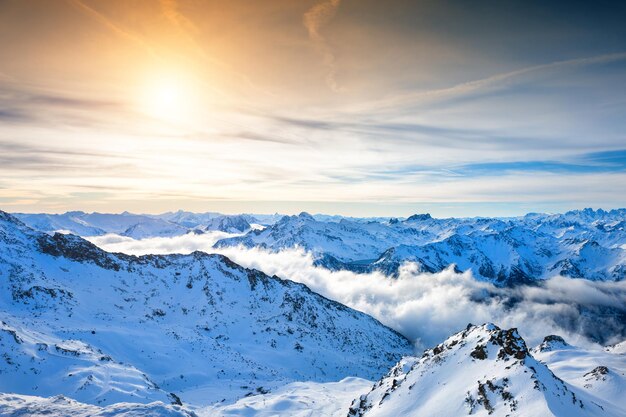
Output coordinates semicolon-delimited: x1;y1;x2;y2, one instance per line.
215;247;626;350
85;230;241;256
303;0;343;92
160;0;198;34
86;235;626;351
353;51;626;115
0;79;129;129
66;0;158;58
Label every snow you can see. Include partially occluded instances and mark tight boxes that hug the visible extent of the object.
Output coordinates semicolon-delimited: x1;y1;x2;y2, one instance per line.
2;209;625;416
17;208;626;284
0;211;411;408
214;209;626;284
202;378;372;417
534;337;626;411
348;324;625;417
0;393;197;417
13;212;257;239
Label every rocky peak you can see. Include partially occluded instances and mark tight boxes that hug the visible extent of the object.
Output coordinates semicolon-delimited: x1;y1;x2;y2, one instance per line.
535;335;571;352
423;323;529;363
346;323;609;417
297;212;314;220
584;366;609;381
406;213;432;222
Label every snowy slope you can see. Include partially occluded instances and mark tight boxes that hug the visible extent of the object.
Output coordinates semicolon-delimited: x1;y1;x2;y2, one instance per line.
203;377;372;417
347;323;623;417
0;211;412;407
533;336;626;412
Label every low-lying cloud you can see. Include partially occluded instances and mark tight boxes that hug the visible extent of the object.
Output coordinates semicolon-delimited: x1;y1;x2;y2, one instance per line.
89;234;626;351
86;231;238;255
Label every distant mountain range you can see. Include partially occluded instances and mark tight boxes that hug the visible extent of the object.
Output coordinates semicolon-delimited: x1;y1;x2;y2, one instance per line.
1;208;625;416
14;210;258;237
215;208;626;285
15;208;625;286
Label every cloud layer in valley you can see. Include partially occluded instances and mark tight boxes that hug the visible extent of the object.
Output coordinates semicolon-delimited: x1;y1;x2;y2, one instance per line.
88;233;626;351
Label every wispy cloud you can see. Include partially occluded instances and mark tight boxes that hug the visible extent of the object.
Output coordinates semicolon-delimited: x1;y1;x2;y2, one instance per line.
160;0;198;34
303;0;343;92
351;51;626;115
65;0;158;58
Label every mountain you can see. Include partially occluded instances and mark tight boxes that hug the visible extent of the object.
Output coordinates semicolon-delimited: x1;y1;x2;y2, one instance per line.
14;211;189;238
214;212;429;262
14;208;626;285
0;210;412;407
0;393;197;417
150;210;222;228
202;215;252;233
347;323;623;417
15;211;258;238
215;209;626;285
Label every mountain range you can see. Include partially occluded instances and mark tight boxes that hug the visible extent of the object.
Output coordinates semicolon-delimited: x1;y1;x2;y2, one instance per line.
215;209;626;285
2;208;624;416
16;208;626;286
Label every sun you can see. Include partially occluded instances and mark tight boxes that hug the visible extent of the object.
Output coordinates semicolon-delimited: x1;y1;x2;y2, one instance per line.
139;73;195;124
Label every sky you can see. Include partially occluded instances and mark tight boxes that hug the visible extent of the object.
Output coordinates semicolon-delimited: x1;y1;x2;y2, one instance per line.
1;0;625;217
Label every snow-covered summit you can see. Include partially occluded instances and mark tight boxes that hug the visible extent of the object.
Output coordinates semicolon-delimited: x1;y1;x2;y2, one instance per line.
347;323;622;417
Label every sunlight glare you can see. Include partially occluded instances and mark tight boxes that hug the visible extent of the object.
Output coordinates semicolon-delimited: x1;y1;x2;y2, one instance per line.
139;73;195;124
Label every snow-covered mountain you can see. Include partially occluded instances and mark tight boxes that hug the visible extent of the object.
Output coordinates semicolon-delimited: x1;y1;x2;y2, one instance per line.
14;211;190;238
0;210;412;407
215;209;626;285
0;393;197;417
14;211;257;238
152;211;282;229
347;323;625;417
17;209;625;285
201;215;251;233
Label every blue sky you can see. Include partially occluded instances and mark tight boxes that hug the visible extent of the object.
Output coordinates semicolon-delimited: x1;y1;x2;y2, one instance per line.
0;0;625;216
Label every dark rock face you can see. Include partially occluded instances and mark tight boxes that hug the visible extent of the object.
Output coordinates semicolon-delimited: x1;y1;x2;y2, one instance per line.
536;335;570;352
37;233;123;271
584;366;609;380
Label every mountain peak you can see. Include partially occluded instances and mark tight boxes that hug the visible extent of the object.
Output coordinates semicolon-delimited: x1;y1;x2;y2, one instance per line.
535;335;571;352
0;210;21;224
297;211;314;220
406;213;432;222
424;323;528;362
347;323;612;416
